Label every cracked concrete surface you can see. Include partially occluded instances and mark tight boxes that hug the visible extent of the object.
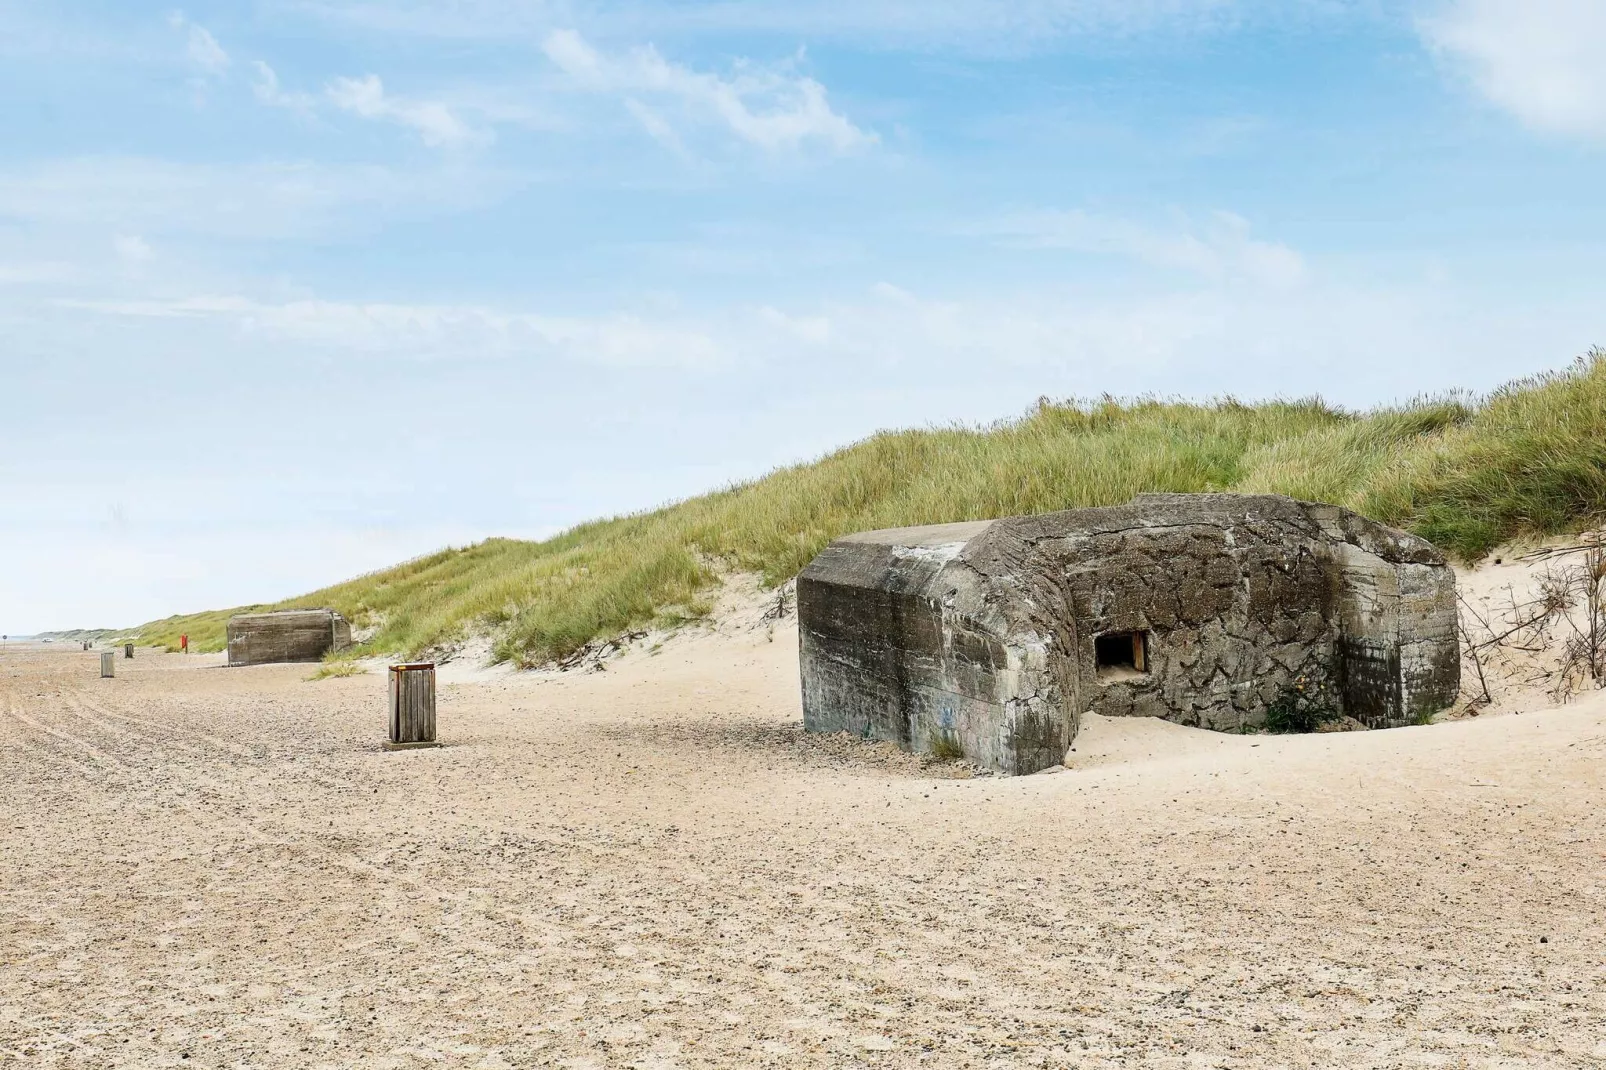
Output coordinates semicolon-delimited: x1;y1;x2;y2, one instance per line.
799;494;1458;774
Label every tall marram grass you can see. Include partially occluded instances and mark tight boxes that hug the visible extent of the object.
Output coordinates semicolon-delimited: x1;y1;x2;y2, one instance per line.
136;352;1606;665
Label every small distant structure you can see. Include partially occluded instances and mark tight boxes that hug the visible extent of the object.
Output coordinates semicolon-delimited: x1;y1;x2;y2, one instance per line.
227;609;352;667
385;663;439;750
124;642;134;659
797;494;1460;775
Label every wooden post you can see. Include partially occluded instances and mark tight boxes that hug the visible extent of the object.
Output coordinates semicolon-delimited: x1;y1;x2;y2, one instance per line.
124;643;134;659
385;663;439;750
100;651;116;678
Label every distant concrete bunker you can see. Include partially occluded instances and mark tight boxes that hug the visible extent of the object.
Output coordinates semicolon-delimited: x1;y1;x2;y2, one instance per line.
797;494;1460;775
227;609;352;667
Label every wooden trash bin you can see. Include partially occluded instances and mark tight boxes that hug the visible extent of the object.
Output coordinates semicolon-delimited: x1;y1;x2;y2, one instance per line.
124;643;134;659
386;663;439;750
100;651;116;678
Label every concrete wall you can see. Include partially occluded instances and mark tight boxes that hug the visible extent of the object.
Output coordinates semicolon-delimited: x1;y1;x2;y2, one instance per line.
798;494;1460;773
1015;495;1343;731
1315;504;1461;728
226;609;351;667
797;521;1083;775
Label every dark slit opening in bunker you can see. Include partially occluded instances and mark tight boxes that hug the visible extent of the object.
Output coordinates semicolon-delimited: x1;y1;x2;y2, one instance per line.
1095;631;1148;681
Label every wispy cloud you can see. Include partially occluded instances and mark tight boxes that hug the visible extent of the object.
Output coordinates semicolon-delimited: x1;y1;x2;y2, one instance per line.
250;60;317;111
1422;0;1606;140
0;157;508;241
63;294;728;369
51;256;1543;409
542;29;873;153
168;11;229;75
113;235;155;265
326;73;487;148
246;61;485;146
979;209;1306;288
623;98;689;155
160;12;481;149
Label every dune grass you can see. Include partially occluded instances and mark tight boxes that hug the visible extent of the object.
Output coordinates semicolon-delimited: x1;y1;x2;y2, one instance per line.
134;351;1606;666
305;656;366;681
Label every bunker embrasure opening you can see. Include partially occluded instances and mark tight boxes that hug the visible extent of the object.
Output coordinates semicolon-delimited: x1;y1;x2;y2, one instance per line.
1095;630;1148;680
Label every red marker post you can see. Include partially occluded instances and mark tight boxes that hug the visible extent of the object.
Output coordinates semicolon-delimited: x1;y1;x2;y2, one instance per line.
180;633;188;654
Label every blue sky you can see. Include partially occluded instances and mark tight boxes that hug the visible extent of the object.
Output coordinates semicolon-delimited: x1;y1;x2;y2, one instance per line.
2;0;1604;632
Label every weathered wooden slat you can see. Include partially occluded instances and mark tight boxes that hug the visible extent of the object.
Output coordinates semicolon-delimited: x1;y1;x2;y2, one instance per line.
100;651;116;678
385;663;439;750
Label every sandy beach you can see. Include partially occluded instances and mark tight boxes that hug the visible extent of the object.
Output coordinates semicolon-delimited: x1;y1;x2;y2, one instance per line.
2;621;1604;1069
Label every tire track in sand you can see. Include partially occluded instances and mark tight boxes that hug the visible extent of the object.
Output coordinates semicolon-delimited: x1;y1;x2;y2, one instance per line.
13;675;566;929
1;689;119;768
63;688;258;759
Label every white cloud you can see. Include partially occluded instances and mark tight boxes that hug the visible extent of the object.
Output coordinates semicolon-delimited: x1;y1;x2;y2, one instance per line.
50;258;1574;411
624;98;689;154
251;60;317;111
326;73;485;147
61;294;729;369
544;27;602;77
0;156;508;241
168;12;229;75
114;235;154;264
723;275;1585;416
758;305;832;343
253;62;488;146
542;29;874;153
1422;0;1606;140
187;25;228;72
980;209;1306;288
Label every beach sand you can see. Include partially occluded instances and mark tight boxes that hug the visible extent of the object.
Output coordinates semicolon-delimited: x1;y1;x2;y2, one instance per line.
2;610;1604;1068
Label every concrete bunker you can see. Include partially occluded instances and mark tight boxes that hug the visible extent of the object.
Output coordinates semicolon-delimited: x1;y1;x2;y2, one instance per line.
797;493;1460;775
227;609;352;667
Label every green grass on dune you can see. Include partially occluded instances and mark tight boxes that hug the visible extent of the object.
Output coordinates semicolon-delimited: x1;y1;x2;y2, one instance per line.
136;351;1606;666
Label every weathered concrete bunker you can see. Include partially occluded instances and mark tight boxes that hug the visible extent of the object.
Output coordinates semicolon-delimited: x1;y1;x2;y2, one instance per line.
227;609;352;667
798;494;1459;774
